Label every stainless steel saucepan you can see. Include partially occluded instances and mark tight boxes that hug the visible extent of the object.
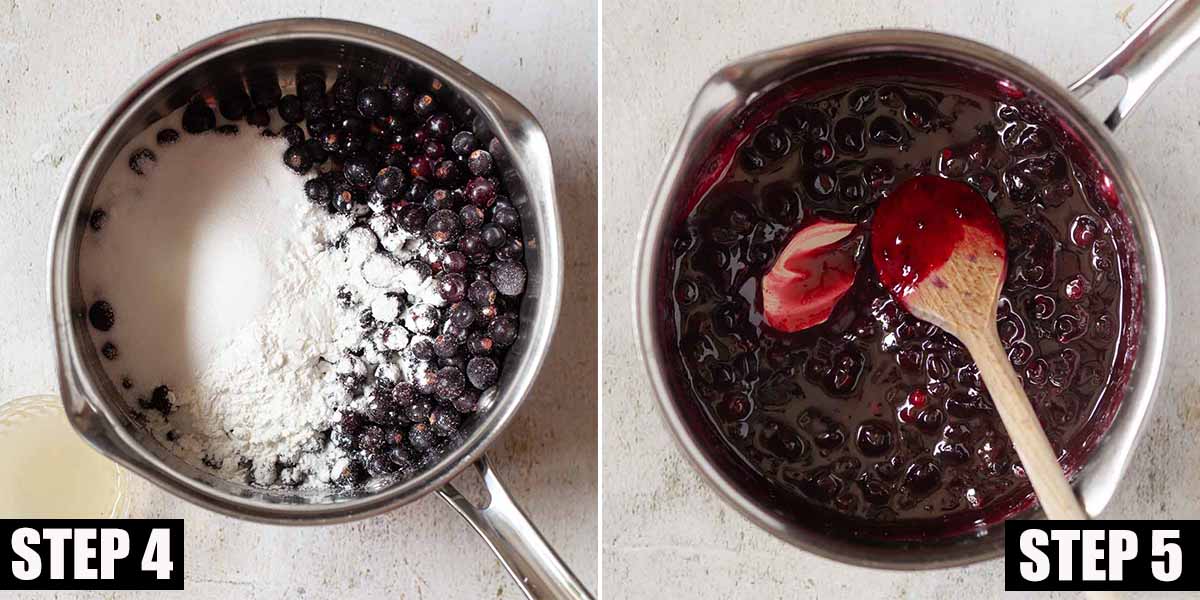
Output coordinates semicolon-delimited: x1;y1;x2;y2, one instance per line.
637;0;1198;569
49;19;591;599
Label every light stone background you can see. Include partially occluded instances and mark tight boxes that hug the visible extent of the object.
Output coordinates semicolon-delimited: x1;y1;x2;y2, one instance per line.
0;0;596;598
603;1;1200;599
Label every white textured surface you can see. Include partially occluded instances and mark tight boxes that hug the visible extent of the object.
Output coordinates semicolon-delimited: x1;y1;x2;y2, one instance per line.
0;0;596;598
602;1;1200;599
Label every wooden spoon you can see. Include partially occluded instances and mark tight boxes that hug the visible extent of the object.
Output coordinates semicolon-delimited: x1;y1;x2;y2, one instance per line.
870;175;1087;521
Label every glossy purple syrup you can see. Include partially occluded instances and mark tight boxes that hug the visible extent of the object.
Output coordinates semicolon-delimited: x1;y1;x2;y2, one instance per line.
667;80;1128;538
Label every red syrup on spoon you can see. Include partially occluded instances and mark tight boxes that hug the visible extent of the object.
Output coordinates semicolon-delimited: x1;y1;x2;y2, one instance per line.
871;175;1006;306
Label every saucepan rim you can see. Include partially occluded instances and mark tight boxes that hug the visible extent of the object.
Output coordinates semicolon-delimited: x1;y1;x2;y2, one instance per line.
635;29;1167;568
49;17;564;524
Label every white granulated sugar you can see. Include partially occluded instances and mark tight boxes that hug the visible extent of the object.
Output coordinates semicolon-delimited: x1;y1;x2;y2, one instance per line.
80;107;433;487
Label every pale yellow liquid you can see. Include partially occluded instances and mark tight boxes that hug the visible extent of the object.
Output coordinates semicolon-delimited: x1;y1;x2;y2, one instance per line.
0;395;128;518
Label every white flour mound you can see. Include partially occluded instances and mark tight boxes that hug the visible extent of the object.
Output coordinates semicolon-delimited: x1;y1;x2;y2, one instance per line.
80;108;436;487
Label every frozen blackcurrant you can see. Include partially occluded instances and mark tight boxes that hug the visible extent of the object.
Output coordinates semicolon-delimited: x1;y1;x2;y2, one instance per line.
283;144;312;174
467;149;493;175
88;300;115;331
451;131;477;155
373;166;405;199
357;87;389;119
488;315;518;347
425;209;462;246
278;94;305;123
467;357;498;389
434;366;465;401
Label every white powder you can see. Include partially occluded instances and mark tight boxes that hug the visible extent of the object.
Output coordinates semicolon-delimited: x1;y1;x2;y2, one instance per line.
80;108;434;487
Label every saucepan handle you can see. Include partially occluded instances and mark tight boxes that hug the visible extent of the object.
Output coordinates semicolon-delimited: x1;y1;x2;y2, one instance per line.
438;456;593;600
1069;0;1200;129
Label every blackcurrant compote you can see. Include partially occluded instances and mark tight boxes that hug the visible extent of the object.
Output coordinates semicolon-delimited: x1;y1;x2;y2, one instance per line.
668;78;1131;539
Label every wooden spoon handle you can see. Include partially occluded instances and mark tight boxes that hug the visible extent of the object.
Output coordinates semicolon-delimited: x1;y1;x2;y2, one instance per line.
960;328;1088;521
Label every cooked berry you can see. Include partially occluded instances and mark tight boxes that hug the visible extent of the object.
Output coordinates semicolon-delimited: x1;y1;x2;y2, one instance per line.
490;260;526;296
278;94;304;123
88;208;107;231
88;300;115;331
101;341;119;360
303;138;329;165
488;316;518;347
753;125;790;159
156;128;180;145
246;107;270;128
283;144;312;174
425;209;462;246
467;357;498;389
128;148;156;175
216;124;240;136
356;87;389;119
